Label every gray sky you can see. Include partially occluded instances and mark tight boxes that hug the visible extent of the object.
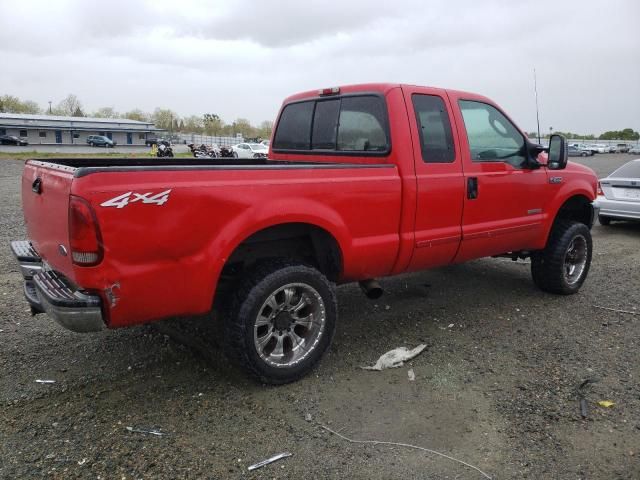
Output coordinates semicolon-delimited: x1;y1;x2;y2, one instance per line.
1;0;639;134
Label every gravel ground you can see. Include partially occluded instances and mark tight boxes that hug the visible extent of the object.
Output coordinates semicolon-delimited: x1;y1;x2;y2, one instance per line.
1;154;639;479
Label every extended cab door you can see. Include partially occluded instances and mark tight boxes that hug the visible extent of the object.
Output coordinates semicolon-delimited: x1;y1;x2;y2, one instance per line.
447;92;549;262
402;87;465;271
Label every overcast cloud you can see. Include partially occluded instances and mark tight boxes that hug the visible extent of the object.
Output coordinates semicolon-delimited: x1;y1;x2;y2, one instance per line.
1;0;638;133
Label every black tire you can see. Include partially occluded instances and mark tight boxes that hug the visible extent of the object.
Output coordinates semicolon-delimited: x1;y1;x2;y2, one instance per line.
531;220;592;295
223;259;337;384
598;215;611;226
232;151;238;158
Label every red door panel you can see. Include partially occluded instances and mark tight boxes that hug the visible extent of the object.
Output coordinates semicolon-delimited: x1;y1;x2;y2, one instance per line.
446;91;549;262
402;86;464;272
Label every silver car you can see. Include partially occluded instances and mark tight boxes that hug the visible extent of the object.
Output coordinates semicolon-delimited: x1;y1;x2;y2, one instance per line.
595;159;640;225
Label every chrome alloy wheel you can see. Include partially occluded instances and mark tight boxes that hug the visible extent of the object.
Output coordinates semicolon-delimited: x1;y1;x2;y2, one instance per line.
564;234;588;285
253;283;326;368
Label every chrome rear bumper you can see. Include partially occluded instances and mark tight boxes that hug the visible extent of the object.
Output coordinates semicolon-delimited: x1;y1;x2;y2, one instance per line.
10;240;105;333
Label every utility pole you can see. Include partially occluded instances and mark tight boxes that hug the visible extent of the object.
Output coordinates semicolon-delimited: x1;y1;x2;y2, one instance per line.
533;68;541;144
48;101;52;114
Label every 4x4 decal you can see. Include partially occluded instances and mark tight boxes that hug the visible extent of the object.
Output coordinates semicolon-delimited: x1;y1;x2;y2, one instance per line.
100;190;171;209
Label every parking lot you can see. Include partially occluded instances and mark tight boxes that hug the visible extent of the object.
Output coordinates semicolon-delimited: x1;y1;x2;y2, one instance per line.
0;144;190;155
1;154;638;479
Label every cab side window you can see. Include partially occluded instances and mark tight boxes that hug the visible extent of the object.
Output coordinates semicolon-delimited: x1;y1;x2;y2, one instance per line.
412;94;455;163
458;100;527;168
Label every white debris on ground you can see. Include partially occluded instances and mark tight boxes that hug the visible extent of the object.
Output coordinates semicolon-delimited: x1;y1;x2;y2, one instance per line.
408;368;416;381
361;344;427;371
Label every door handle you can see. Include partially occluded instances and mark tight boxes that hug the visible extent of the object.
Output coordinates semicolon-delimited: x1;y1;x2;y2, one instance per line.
467;177;478;199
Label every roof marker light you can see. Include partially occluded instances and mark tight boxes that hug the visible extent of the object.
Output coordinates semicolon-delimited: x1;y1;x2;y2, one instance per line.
318;87;340;96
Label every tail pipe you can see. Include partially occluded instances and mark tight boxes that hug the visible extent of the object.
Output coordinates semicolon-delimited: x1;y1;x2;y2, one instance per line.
359;279;383;299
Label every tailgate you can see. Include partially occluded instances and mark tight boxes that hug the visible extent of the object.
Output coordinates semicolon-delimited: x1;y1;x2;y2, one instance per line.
22;161;75;279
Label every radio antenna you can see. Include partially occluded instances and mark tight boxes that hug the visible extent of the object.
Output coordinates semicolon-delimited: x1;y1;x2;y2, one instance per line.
534;68;541;144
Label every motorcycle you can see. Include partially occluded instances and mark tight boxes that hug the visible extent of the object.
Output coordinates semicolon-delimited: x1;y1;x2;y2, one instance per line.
188;143;218;158
157;140;174;158
218;146;235;158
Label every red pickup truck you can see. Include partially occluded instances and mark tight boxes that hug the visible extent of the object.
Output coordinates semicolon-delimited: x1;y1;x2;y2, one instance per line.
11;83;598;384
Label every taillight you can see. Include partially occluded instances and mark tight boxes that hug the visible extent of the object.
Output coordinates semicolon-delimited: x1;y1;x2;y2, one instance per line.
69;196;103;266
597;182;604;196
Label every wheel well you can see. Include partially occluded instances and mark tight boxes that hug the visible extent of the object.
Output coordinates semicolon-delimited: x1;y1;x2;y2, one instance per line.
221;223;343;283
554;195;594;228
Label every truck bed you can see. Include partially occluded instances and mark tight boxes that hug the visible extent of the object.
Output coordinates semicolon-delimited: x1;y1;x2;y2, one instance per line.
22;156;401;327
29;157;390;178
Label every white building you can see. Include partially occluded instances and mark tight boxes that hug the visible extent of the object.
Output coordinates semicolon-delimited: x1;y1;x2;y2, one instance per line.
0;113;163;145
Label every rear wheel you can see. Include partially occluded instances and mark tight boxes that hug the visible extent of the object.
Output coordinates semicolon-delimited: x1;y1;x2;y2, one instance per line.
531;220;592;295
223;260;336;384
598;215;611;226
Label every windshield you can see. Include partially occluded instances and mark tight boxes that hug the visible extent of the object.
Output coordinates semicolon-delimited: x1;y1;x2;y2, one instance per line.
249;143;266;149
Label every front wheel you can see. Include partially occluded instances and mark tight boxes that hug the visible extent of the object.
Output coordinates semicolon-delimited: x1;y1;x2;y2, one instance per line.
531;220;592;295
232;151;238;158
581;152;588;157
224;260;337;384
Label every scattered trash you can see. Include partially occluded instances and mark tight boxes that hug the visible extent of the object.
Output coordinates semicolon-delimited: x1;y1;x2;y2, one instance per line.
576;378;594;419
361;344;426;371
597;400;615;408
247;452;292;471
305;413;313;422
580;398;589;419
447;323;454;328
77;458;88;466
408;369;416;381
125;426;165;436
593;305;637;315
321;425;492;479
35;379;56;384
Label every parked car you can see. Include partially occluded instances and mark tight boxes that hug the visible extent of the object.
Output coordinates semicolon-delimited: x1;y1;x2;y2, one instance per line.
0;135;28;146
586;144;608;154
616;143;630;153
568;146;591;157
86;135;115;147
628;145;640;154
595;159;640;225
232;142;269;158
11;83;598;384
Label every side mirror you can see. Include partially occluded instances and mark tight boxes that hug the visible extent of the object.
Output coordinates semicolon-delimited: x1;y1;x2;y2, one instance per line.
548;134;568;170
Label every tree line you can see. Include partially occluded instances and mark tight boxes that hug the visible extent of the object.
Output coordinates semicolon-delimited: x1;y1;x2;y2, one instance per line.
0;93;273;139
527;128;639;141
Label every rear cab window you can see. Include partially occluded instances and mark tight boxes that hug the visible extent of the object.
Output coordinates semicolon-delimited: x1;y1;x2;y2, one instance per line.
273;94;390;155
611;161;640;178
